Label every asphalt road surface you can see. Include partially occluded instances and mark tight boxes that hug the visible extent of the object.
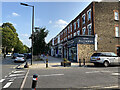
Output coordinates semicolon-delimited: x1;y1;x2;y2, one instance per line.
1;57;120;89
24;66;120;89
1;57;28;90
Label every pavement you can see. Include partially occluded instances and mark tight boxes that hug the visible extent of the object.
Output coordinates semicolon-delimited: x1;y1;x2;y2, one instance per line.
18;56;94;69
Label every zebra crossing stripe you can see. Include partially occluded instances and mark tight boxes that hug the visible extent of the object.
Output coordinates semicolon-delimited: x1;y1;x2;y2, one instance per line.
0;79;5;83
3;82;13;88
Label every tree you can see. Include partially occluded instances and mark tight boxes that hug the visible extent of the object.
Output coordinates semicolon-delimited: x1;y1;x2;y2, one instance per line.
32;27;49;55
2;23;18;54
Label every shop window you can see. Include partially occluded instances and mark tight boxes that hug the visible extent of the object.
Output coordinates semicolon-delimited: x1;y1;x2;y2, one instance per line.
87;9;91;21
117;47;120;56
115;25;119;37
82;27;86;35
82;14;85;25
87;23;92;35
114;10;119;20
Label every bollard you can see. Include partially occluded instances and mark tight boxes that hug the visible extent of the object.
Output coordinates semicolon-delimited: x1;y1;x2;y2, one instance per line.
24;62;29;68
79;59;81;67
46;55;48;68
64;59;66;67
83;58;85;66
32;74;38;90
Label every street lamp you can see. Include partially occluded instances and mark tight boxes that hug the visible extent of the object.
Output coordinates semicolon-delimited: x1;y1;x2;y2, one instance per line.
20;3;34;65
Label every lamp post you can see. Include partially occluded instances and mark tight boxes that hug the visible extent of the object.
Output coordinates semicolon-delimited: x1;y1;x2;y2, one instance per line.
20;3;34;65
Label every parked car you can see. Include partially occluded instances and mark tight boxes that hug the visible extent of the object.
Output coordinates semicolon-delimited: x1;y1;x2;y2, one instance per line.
90;52;120;67
12;53;19;59
14;54;25;62
6;53;12;57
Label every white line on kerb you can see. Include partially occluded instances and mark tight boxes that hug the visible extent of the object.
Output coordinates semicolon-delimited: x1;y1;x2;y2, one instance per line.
0;79;5;83
3;82;13;88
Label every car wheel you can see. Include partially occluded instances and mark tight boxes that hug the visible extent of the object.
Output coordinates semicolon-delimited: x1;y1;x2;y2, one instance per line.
104;61;109;67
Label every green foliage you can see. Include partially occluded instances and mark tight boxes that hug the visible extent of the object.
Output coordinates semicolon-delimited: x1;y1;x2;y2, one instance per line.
33;27;49;55
63;58;70;62
2;23;18;54
2;22;30;54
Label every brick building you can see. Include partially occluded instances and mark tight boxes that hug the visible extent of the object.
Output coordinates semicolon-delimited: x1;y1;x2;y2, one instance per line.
49;1;120;62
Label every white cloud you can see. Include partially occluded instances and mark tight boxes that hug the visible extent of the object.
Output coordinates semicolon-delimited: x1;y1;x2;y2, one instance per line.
0;23;2;26
21;34;29;37
54;19;68;29
12;12;20;16
49;20;52;24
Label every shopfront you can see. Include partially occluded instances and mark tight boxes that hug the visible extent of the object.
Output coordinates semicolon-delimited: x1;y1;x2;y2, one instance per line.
67;36;94;62
117;46;120;56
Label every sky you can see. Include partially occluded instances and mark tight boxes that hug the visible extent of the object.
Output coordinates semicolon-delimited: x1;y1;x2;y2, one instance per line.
1;0;109;47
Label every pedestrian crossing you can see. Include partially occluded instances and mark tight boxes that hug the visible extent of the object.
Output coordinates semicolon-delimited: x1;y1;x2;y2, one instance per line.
1;70;26;89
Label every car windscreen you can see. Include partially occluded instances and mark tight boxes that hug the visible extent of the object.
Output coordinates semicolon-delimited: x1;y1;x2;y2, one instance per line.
92;53;101;56
17;55;24;57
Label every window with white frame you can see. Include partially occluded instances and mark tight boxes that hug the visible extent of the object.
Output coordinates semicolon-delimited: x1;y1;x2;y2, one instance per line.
68;27;70;33
114;11;119;20
65;29;67;36
58;35;60;43
77;19;80;28
87;9;91;21
70;24;72;32
82;27;86;35
74;22;76;30
115;26;119;37
82;14;85;24
87;23;92;35
52;39;54;46
71;34;72;38
74;32;76;36
68;35;70;39
77;30;80;36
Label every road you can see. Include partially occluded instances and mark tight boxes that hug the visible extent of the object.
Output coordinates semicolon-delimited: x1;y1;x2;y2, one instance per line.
1;57;28;90
1;56;120;89
24;65;120;89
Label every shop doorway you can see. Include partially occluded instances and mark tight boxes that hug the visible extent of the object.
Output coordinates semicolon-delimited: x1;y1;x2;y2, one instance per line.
68;47;77;62
117;46;120;56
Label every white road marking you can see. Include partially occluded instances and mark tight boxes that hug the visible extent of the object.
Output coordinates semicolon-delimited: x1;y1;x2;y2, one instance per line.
103;85;118;88
0;79;5;82
101;71;111;73
39;74;64;77
85;71;100;73
13;71;25;73
9;77;15;82
9;74;24;77
85;70;112;74
3;82;13;88
111;73;120;75
20;69;29;90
